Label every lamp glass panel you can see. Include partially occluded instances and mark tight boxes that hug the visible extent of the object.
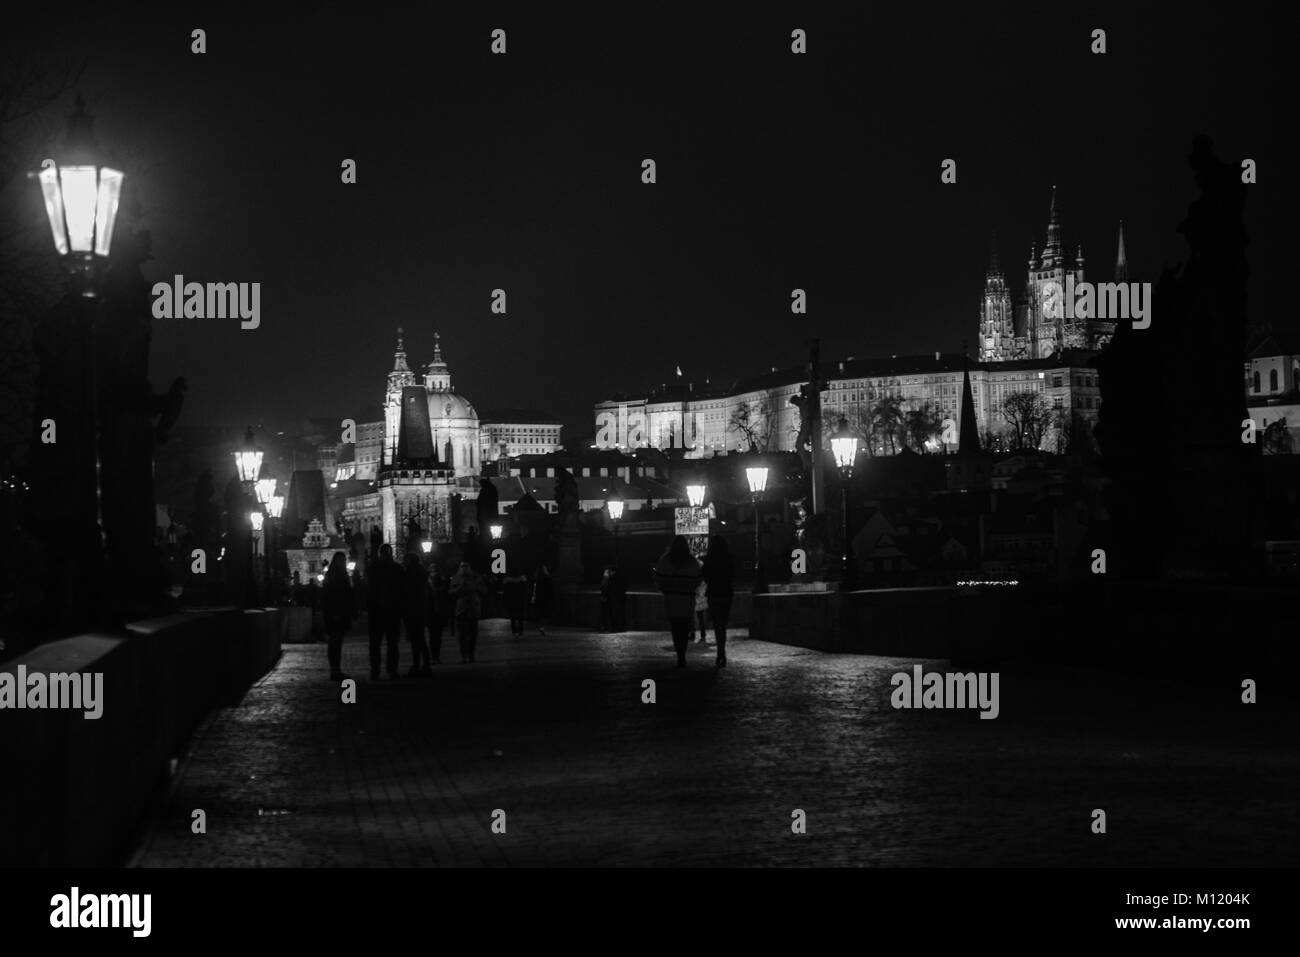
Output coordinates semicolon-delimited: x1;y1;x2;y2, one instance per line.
267;495;285;519
93;168;124;256
255;478;277;505
745;467;769;494
250;512;265;531
234;449;263;483
685;484;705;507
607;500;625;521
831;436;858;470
59;166;98;253
38;168;69;254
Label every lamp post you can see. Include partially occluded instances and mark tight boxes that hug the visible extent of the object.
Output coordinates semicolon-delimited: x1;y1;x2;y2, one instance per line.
830;416;861;590
267;494;284;604
606;496;625;567
234;426;264;606
254;474;277;600
34;96;125;574
745;464;769;593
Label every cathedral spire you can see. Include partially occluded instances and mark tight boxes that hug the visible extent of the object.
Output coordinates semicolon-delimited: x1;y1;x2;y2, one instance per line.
958;350;980;456
1041;186;1063;265
391;326;410;373
1114;220;1128;282
988;233;1000;276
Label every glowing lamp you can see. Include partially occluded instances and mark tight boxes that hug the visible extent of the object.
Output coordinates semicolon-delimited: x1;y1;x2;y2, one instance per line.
830;417;860;471
745;466;769;495
234;426;263;484
685;484;706;508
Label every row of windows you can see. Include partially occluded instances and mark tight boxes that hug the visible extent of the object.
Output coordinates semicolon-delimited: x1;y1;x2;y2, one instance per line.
1251;370;1282;393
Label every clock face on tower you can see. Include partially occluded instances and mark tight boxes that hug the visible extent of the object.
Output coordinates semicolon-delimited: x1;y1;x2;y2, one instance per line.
1041;280;1063;321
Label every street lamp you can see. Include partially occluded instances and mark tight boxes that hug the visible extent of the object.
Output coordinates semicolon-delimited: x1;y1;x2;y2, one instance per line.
830;417;861;590
606;496;625;566
233;427;264;606
745;464;769;593
489;524;503;540
420;539;433;555
685;483;706;508
234;427;263;484
35;96;125;296
34;96;125;582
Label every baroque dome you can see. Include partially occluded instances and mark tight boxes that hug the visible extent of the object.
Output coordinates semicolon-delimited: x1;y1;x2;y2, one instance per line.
428;392;478;425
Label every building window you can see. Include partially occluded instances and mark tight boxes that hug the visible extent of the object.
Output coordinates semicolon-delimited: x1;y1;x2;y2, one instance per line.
1270;369;1279;392
1253;371;1261;393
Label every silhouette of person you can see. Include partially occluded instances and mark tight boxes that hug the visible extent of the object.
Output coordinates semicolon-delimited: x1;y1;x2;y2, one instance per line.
366;543;404;679
654;536;703;668
402;553;431;676
321;551;355;681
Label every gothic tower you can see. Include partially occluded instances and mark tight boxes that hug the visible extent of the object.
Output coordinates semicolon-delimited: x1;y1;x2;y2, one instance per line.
978;236;1016;362
1024;188;1085;358
382;327;414;465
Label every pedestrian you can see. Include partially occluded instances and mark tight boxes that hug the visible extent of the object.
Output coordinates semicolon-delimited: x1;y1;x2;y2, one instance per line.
402;553;431;677
700;535;736;667
531;564;554;636
426;566;448;664
321;551;355;682
366;543;405;679
653;535;703;668
693;578;709;642
599;567;614;632
450;560;487;663
503;568;530;636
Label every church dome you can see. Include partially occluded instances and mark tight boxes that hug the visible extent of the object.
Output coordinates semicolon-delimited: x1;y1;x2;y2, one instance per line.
428;392;479;426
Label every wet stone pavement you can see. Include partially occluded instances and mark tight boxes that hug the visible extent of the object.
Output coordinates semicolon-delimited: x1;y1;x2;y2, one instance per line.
129;621;1299;867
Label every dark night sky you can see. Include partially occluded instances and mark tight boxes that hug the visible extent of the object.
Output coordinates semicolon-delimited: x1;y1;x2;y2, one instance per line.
18;2;1284;438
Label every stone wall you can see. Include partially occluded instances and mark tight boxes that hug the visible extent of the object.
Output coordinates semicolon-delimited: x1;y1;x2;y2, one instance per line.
0;607;282;866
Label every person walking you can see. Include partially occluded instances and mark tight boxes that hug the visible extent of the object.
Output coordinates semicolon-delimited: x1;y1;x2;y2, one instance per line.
426;566;448;664
503;568;530;636
700;535;736;667
599;567;614;632
450;560;487;663
532;564;554;636
367;543;405;679
321;551;355;681
692;578;709;643
653;535;703;668
402;553;431;676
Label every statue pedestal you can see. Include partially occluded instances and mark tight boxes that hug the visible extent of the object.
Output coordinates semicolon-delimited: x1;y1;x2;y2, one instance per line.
555;520;583;586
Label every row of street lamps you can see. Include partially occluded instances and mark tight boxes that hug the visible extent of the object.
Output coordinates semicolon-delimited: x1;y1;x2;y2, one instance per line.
597;418;861;588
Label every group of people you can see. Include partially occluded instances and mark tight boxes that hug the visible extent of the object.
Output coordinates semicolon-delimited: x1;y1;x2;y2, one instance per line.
318;533;736;678
319;544;555;681
653;535;735;669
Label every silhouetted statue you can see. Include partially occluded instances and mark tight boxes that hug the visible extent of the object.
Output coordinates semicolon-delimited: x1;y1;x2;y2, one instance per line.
476;477;499;532
1095;135;1250;581
555;468;579;528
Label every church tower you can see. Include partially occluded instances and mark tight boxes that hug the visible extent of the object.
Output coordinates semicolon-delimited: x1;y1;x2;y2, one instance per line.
383;328;415;465
978;236;1016;362
424;332;452;392
1024;188;1085;358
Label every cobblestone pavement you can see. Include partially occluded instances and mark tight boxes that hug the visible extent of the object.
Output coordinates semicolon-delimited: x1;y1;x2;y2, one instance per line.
129;621;1298;867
